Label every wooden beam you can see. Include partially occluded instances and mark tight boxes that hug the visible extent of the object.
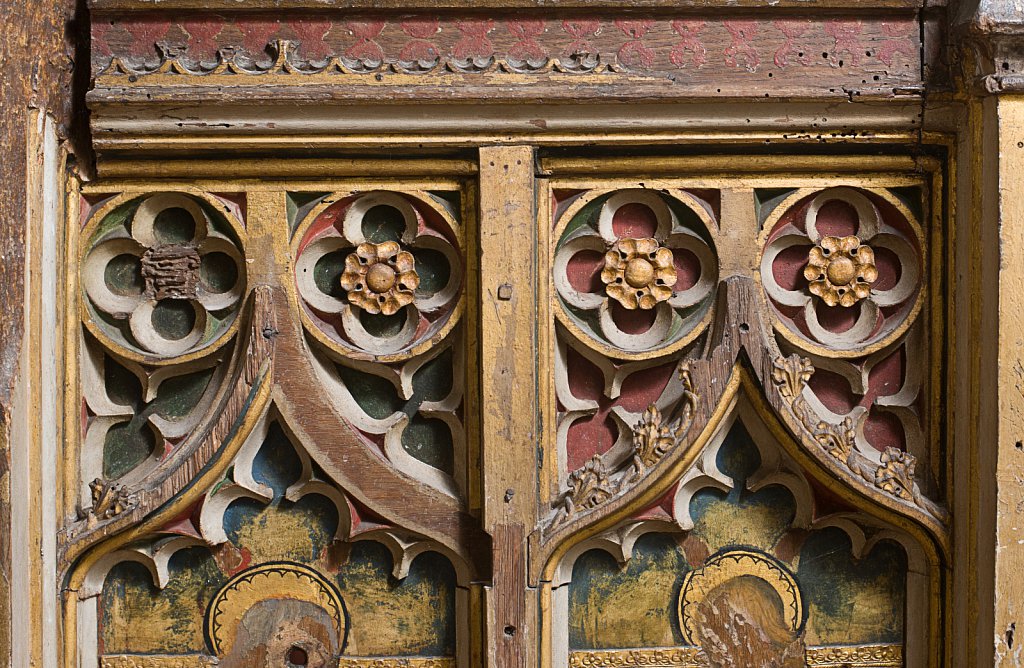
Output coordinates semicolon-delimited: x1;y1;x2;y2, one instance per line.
89;0;927;11
477;146;540;667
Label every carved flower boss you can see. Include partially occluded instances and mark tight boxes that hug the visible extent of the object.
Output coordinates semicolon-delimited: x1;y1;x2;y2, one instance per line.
601;237;677;310
294;191;463;357
760;187;921;350
804;235;878;307
553;190;717;354
340;241;420;315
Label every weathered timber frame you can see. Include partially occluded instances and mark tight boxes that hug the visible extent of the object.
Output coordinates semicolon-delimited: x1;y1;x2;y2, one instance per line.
6;0;1024;666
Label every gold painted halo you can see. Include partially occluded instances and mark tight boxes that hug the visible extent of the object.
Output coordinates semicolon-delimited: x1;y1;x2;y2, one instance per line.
677;549;803;645
205;561;348;656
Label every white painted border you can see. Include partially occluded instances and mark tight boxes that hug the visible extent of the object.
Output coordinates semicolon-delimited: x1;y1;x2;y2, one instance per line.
13;110;63;668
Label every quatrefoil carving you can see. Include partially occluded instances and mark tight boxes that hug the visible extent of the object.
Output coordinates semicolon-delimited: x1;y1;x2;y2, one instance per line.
81;193;246;360
294;191;463;362
760;187;923;356
553;189;718;360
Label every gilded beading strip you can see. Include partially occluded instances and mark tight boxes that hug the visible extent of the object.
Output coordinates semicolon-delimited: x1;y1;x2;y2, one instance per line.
567;644;902;667
101;657;453;667
568;648;700;667
805;644;903;666
337;660;454;667
101;658;217;668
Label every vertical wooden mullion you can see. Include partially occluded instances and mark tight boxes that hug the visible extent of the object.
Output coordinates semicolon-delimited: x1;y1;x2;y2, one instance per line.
478;146;540;667
465;181;483;520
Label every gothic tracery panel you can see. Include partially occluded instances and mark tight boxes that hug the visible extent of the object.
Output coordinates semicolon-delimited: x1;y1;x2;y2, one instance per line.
64;181;475;668
540;173;946;668
61;160;949;668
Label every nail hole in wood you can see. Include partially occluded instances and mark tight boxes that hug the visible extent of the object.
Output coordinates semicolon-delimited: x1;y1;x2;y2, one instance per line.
288;646;308;666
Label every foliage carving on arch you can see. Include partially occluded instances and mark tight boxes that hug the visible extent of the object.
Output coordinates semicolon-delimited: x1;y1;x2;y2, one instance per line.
540;182;946;665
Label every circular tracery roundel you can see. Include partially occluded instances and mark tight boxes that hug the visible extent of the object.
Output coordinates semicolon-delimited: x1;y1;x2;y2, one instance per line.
759;187;923;356
553;189;718;360
294;191;463;362
81;192;246;362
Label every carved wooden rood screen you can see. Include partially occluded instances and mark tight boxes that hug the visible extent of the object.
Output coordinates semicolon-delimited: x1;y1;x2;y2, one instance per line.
60;1;955;667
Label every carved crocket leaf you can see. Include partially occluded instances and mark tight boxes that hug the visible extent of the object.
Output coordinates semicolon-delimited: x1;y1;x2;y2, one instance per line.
769;353;947;526
549;360;700;533
62;287;278;568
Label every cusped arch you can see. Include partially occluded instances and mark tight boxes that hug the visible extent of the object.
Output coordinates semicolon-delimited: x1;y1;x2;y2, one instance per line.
543;384;941;668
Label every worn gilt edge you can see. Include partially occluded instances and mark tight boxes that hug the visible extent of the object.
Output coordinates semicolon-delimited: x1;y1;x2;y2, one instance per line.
567;644;901;667
100;657;453;667
546;363;698;533
770;353;949;525
58;287;277;568
99;40;614;80
87;0;931;9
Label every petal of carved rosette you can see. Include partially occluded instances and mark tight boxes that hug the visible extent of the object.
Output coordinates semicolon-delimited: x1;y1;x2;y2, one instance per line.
552;188;719;361
80;192;248;364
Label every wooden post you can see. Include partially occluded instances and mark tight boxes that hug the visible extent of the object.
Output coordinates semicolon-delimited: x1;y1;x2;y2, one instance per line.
957;6;1024;664
983;95;1024;667
478;146;540;667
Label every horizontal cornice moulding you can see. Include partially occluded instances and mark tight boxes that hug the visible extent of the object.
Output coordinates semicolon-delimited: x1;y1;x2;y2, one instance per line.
89;0;932;11
89;14;925;106
87;100;925;156
87;153;936;180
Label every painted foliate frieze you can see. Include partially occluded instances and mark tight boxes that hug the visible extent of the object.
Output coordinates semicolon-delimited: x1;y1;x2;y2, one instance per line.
542;177;945;667
88;14;922;103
